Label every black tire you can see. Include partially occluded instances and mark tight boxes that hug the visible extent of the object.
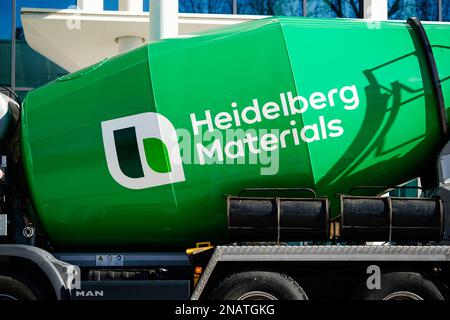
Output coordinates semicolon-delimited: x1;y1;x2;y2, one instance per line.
0;275;37;300
209;271;308;300
352;272;444;300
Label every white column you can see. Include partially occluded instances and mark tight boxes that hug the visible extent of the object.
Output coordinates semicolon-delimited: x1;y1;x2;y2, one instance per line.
77;0;103;11
363;0;388;20
117;0;145;53
149;0;179;41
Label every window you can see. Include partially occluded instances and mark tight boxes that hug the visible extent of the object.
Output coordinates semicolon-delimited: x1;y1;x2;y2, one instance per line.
0;1;12;41
237;0;303;16
388;0;439;21
179;0;233;14
444;0;450;21
1;0;72;94
104;0;119;11
0;1;12;87
307;0;361;18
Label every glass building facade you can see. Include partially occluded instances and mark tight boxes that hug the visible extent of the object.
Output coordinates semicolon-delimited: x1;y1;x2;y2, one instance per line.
0;0;449;99
0;0;76;99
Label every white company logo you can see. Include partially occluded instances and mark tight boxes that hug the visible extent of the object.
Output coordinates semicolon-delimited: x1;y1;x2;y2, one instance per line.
101;112;185;189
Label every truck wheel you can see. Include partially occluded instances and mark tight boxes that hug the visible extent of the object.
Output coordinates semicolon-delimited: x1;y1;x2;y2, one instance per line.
0;275;37;300
209;271;308;300
352;272;444;300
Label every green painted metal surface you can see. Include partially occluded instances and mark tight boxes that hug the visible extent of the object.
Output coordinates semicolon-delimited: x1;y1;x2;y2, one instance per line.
21;17;450;248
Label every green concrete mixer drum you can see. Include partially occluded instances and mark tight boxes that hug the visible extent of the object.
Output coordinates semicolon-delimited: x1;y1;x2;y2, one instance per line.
21;17;450;248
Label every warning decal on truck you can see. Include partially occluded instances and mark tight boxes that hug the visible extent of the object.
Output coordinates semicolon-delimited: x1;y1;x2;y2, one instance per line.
96;254;124;267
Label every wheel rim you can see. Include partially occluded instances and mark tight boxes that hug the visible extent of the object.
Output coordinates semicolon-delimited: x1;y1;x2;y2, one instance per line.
237;291;278;300
382;291;424;300
0;293;18;301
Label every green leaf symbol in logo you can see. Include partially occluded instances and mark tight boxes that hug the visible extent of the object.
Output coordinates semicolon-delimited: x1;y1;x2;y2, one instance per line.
143;137;172;173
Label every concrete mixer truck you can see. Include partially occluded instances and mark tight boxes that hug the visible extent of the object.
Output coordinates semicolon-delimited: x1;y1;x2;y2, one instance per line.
0;16;450;300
